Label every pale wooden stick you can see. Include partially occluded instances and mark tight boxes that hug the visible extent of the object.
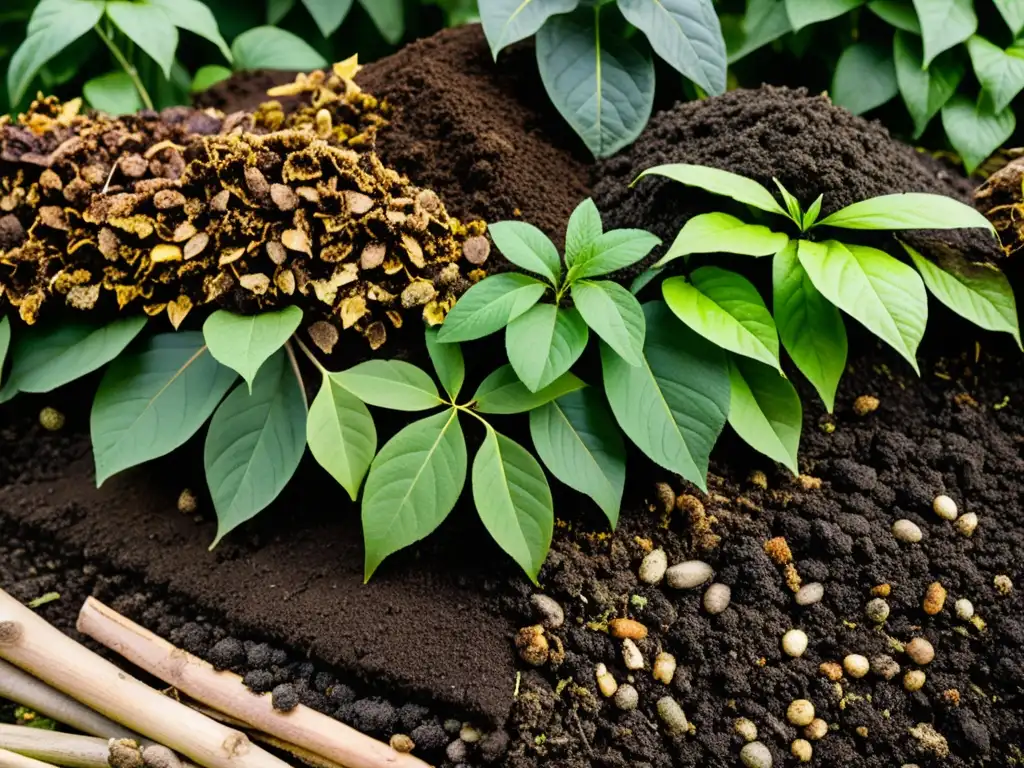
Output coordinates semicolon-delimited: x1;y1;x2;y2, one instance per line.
78;597;432;768
0;589;289;768
0;726;108;768
0;747;57;768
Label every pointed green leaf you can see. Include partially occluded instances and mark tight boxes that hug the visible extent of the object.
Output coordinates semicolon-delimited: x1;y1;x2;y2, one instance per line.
797;240;927;372
868;0;920;33
657;212;789;267
832;42;897;115
773;242;847;412
894;31;964;139
569;228;662;280
203;307;302;393
488;221;562;285
773;178;804;226
231;26;328;70
728;356;801;474
506;304;589;392
356;0;404;44
967;36;1024;114
205;350;306;546
662;267;780;370
307;373;376;501
817;192;995;232
83;71;143;114
902;242;1021;347
941;95;1016;174
106;1;177;78
802;195;824;229
473;365;585;414
571;280;646;366
191;65;233;93
474;425;554;584
425;327;465;400
913;0;976;67
0;318;10;388
564;198;604;268
634;163;788;217
332;360;441;411
785;0;863;31
362;410;466;580
630;266;664;296
479;0;579;58
530;388;626;527
92;333;237;485
268;0;296;25
438;273;548;343
301;0;354;36
150;0;232;62
995;0;1024;37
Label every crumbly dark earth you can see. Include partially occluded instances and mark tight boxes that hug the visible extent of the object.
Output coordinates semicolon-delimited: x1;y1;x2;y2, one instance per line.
2;28;1024;768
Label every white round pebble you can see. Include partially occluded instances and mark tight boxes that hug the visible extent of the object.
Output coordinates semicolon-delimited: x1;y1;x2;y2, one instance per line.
740;741;773;768
787;699;815;726
865;598;890;623
954;512;978;537
656;696;689;735
804;718;828;741
892;519;923;543
622;638;644;670
666;560;713;590
955;598;974;620
530;594;564;628
703;583;732;614
639;548;668;584
653;651;677;685
843;654;870;678
904;670;926;691
933;494;958;521
870;654;901;681
614;683;639;711
734;718;758;742
795;582;824;606
781;629;808;658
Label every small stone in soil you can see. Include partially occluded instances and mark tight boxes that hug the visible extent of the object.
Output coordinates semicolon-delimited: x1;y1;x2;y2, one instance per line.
38;407;65;431
639;548;668;584
614;683;639;711
734;717;758;742
530;594;564;628
515;625;549;666
870;654;901;680
905;637;935;665
446;739;468;763
791;738;813;763
108;740;143;768
787;699;815;726
923;582;947;615
390;734;415;753
271;683;299;711
853;395;879;416
955;598;974;620
804;718;828;741
795;582;824;606
781;629;808;657
176;489;197;514
653;651;677;684
740;740;773;768
892;519;923;543
994;574;1013;595
844;654;869;678
666;560;713;589
460;724;481;743
595;663;617;697
819;661;843;681
904;670;926;691
141;745;179;768
656;696;688;735
622;638;644;670
865;598;889;623
954;512;978;537
933;494;958;521
609;618;647;639
703;583;731;614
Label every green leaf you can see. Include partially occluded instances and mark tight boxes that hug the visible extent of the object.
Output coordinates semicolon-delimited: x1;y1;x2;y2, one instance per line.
571;280;646;366
912;0;976;67
995;0;1024;37
91;333;237;485
634;163;788;217
727;356;802;474
967;36;1024;114
425;327;465;400
488;221;562;285
362;410;466;580
83;71;142;114
630;266;664;296
785;0;863;30
191;65;233;93
473;365;586;415
7;0;105;106
902;242;1021;347
202;307;302;392
479;0;579;58
205;349;306;546
268;0;296;24
941;95;1016;174
536;6;656;158
601;301;730;491
894;31;964;139
569;229;662;280
301;0;353;36
816;192;995;232
437;273;548;342
727;0;791;62
616;0;727;95
564;198;603;268
332;360;441;411
773;242;847;411
831;42;897;115
506;304;589;392
150;0;232;62
1;317;147;400
797;240;927;372
774;178;804;225
662;267;781;370
356;0;404;44
658;212;789;267
530;388;626;527
802;195;824;229
868;0;920;33
105;0;177;79
474;425;554;583
0;318;10;388
231;26;328;70
307;373;376;500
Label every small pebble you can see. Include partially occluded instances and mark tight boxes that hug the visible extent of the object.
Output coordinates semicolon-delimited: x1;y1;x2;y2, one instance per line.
657;696;689;735
622;638;644;670
530;594;564;628
389;734;415;753
781;629;808;658
856;726;869;738
445;739;468;763
734;717;758;742
870;654;901;681
955;598;974;620
38;406;65;431
460;724;481;743
933;494;958;521
639;548;668;584
923;582;947;615
609;618;648;639
819;661;843;681
740;741;773;768
904;670;926;692
804;718;828;741
665;560;713;589
703;583;731;614
614;683;639;711
176;489;197;514
853;394;879;415
892;519;923;543
595;663;617;697
843;654;869;678
791;738;813;763
654;482;676;513
954;512;978;537
652;651;677;685
865;598;889;623
795;582;824;606
141;746;180;768
748;469;768;489
515;625;549;666
905;637;935;665
994;574;1013;595
787;699;815;726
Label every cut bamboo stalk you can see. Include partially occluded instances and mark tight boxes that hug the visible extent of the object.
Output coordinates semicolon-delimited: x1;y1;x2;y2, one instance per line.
0;747;57;768
0;726;108;768
78;597;433;768
0;589;289;768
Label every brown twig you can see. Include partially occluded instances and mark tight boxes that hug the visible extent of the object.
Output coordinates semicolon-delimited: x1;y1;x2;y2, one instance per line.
0;747;56;768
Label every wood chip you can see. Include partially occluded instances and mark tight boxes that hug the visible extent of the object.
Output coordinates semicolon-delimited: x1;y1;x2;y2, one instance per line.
239;273;270;294
365;321;386;350
360;243;386;269
210;189;230;211
183;232;209;260
463;236;490;265
218;247;245;266
345;190;374;215
172;222;197;242
401;234;425;268
150;244;182;263
274;267;295;295
282;228;311;255
270;183;298;211
166;295;192;329
340;296;367;328
266;241;287;265
308;321;339;353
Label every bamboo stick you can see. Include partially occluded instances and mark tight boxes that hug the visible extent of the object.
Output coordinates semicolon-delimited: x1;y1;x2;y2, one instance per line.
0;747;57;768
0;589;289;768
0;726;108;768
77;597;433;768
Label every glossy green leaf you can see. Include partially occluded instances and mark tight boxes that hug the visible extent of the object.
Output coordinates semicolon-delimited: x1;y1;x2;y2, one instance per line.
785;0;863;30
83;71;142;114
479;0;579;58
332;360;441;411
569;229;662;280
601;301;730;491
506;304;589;392
728;356;801;474
356;0;404;44
301;0;353;36
488;221;562;285
106;1;177;78
307;373;376;500
902;242;1021;348
894;31;964;139
802;195;824;229
205;350;306;546
0;318;10;389
773;242;847;412
362;410;466;580
774;178;803;225
912;0;976;67
474;425;554;584
817;192;995;232
571;280;646;366
231;26;328;70
203;307;302;392
868;0;920;33
662;267;781;370
657;212;789;266
564;198;603;268
617;0;727;95
191;64;233;93
831;42;897;115
150;0;232;62
941;95;1017;174
797;240;927;372
630;266;664;296
437;273;548;343
635;163;788;217
91;333;237;485
473;365;585;415
530;388;626;527
425;327;465;400
537;6;655;158
967;36;1024;114
995;0;1024;37
727;0;792;62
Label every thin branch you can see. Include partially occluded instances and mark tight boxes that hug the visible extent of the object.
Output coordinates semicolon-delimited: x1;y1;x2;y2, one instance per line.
93;24;154;110
284;341;308;410
292;336;328;376
0;747;57;768
0;726;110;768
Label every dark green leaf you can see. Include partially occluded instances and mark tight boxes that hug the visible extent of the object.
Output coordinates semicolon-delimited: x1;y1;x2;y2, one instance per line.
658;212;789;266
231;26;328;70
307;373;376;500
267;0;296;25
569;229;662;280
301;0;353;36
894;31;964;139
332;361;441;411
473;365;585;414
635;163;788;217
967;36;1024;114
868;0;920;33
564;198;603;268
150;0;232;62
912;0;976;67
83;71;143;114
785;0;863;31
727;356;801;474
488;221;562;285
727;0;791;62
831;42;897;115
356;0;405;44
437;273;548;342
203;306;302;392
941;95;1017;174
106;0;178;79
191;64;233;93
479;0;579;58
426;326;465;400
506;304;589;392
995;0;1024;37
572;280;646;366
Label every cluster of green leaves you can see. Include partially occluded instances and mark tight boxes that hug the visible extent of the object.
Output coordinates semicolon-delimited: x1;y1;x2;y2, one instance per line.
631;162;1018;469
724;0;1024;173
479;0;728;157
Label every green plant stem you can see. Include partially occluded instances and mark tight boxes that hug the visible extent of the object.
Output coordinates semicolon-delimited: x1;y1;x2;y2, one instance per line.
292;336;328;376
455;403;489;426
283;341;308;410
93;24;154;110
